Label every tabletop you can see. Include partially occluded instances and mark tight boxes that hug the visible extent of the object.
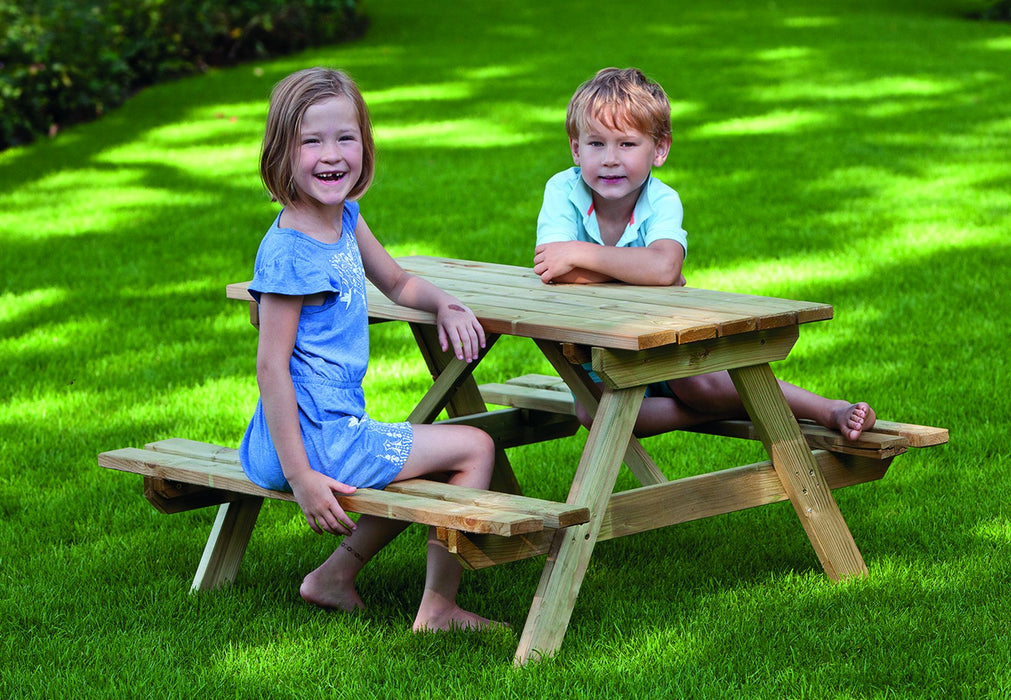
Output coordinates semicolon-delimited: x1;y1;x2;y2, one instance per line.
227;256;833;351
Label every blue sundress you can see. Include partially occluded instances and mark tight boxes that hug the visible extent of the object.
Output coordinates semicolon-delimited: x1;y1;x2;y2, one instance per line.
239;202;413;491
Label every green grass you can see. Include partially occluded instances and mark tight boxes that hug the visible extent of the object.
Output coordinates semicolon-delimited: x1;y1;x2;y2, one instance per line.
2;0;1009;697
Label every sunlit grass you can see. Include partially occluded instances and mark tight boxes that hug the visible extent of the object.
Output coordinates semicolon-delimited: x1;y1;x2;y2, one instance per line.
2;0;1010;697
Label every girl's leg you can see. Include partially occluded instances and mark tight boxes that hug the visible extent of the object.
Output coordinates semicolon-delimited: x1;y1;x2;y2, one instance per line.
300;515;409;610
670;372;876;441
301;424;499;624
396;423;503;631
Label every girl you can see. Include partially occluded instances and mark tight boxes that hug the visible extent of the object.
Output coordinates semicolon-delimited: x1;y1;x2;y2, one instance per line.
240;67;500;632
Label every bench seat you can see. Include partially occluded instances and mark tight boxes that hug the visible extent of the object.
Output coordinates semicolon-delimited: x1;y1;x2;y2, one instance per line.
99;438;589;589
479;373;949;459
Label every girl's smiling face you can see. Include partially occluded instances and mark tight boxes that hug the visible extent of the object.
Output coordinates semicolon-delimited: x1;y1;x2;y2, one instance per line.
570;114;670;211
292;96;364;211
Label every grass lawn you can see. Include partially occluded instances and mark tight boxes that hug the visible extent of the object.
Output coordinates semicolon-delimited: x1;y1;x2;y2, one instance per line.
2;0;1009;697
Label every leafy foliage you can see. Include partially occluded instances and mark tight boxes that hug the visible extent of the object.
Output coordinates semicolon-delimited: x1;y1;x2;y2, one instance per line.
0;0;366;150
980;0;1011;19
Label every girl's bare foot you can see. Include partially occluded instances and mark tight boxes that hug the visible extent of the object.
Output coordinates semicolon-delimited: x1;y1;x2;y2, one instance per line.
299;567;364;612
412;590;506;632
830;401;876;441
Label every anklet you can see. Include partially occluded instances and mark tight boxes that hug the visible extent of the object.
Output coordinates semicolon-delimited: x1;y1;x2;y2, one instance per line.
340;541;366;563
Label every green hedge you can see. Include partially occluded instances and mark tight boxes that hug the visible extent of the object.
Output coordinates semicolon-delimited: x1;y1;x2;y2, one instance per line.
980;0;1011;19
0;0;366;150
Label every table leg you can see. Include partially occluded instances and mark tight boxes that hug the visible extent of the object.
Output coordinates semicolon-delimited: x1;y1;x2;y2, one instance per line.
514;385;645;665
409;324;521;495
728;363;868;581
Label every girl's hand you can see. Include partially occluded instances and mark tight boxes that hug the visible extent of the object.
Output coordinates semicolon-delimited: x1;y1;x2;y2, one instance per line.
287;469;358;535
437;300;486;362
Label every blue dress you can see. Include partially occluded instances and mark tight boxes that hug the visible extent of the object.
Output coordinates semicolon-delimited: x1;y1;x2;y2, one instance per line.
239;202;413;491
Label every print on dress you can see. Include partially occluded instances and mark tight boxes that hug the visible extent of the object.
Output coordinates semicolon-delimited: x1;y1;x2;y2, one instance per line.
330;248;366;311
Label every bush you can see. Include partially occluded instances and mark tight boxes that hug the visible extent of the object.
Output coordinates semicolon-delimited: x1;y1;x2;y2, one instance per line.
970;0;1011;20
0;0;367;150
980;0;1011;19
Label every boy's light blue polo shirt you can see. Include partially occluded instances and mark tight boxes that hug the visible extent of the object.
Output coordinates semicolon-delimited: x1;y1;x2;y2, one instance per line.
535;167;688;255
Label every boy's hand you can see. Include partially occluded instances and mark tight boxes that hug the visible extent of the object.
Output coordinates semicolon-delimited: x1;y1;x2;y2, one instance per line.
287;469;358;535
534;242;614;284
533;241;579;283
437;300;486;362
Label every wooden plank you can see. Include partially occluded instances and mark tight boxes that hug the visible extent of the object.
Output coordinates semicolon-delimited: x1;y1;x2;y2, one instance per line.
408;325;522;496
407;257;833;327
225;282;253;301
477;375;939;459
398;257;833;326
599;452;885;540
729;363;868;581
685;420;908;459
405;352;481;424
147;437;241;464
443;451;891;570
412;277;750;344
865;419;949;447
501;374;569;390
479;382;576;414
143;476;239;514
435;407;580;450
514;386;644;665
230;258;833;351
99;448;542;536
593;326;799;389
386;480;589;529
191;498;263;592
535;339;667;487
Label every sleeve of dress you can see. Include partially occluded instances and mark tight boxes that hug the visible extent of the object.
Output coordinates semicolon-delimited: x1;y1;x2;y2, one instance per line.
247;237;339;302
247;203;361;302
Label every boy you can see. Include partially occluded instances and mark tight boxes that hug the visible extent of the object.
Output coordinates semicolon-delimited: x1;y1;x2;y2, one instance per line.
533;67;874;440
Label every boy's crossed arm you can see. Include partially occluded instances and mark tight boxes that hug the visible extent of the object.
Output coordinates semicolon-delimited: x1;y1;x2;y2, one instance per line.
533;239;686;287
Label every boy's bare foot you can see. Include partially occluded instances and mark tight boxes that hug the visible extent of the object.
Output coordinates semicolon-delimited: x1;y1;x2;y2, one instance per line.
830;401;876;441
299;568;365;612
412;591;506;632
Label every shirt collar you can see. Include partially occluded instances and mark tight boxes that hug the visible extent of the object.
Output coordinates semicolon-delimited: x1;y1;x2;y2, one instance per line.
569;169;656;246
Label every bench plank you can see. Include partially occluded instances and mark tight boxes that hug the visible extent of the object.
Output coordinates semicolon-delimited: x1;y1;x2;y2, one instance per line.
477;374;948;458
142;438;587;530
99;447;543;537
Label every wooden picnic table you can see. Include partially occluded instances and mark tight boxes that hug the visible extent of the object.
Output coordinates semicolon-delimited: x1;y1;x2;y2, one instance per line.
224;255;939;665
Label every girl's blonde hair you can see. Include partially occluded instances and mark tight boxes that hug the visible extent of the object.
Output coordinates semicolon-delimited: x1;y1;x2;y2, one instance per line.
565;67;672;145
260;67;376;207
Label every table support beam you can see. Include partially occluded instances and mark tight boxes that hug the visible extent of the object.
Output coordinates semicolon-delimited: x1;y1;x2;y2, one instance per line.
728;363;868;581
536;339;666;486
190;497;263;593
514;386;644;665
409;325;521;495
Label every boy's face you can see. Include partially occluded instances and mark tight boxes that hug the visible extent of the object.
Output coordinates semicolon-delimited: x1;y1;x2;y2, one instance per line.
570;115;671;210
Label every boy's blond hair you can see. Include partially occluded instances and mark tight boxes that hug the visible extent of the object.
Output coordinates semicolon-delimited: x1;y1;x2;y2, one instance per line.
565;67;672;144
260;67;376;207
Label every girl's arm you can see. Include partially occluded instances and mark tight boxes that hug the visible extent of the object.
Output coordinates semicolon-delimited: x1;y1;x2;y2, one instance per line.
256;293;357;535
355;216;486;362
533;239;686;286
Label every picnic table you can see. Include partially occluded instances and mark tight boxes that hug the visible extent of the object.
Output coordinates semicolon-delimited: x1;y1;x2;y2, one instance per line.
229;256;942;663
100;255;947;666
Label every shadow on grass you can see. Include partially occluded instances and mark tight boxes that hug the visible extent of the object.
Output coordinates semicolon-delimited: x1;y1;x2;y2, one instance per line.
1;0;1009;687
